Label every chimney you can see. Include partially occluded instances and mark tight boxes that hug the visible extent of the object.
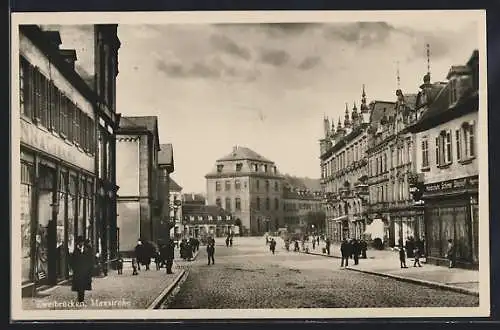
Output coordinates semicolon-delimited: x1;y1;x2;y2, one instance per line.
59;49;78;70
233;145;238;153
43;31;62;49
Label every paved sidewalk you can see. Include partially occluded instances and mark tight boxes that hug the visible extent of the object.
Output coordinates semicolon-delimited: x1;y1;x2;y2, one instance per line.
22;249;199;310
298;241;479;296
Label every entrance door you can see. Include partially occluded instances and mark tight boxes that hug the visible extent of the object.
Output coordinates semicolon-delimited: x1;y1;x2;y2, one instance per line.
341;220;349;240
36;165;55;285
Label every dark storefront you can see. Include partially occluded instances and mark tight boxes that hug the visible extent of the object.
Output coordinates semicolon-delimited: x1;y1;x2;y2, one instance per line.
21;148;96;290
423;175;479;269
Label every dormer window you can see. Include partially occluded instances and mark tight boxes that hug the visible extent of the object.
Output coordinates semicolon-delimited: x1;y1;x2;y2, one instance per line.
253;164;258;172
236;163;243;172
217;164;224;173
273;166;277;174
264;164;268;172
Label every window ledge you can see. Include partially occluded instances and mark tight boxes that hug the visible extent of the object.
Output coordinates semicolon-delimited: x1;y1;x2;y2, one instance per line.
437;163;452;169
20;115;33;124
36;123;49;133
459;157;475;165
421;167;430;172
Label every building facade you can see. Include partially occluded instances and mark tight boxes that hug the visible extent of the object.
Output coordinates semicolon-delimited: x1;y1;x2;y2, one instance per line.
282;176;323;233
205;146;284;236
115;116;161;254
365;92;426;248
157;143;175;242
19;25;121;292
320;88;371;243
181;204;235;238
409;50;479;269
167;178;183;238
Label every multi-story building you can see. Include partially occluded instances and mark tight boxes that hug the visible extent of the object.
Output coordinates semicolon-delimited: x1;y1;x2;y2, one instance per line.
168;178;183;238
157;143;175;241
115;116;161;255
282;176;323;233
205;146;284;236
18;24;121;293
408;50;479;269
320;87;371;243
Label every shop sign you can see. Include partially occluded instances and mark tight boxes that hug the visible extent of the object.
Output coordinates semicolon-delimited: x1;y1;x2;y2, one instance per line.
21;121;94;173
424;175;479;193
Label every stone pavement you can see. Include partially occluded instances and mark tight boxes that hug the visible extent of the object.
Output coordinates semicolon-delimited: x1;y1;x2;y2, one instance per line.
22;249;199;310
299;240;479;296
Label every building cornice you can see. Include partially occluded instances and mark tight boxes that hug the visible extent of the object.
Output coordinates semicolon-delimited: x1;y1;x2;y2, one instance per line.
205;172;285;180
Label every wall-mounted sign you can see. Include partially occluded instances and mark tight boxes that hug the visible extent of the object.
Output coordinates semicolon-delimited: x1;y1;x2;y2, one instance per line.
424;175;479;194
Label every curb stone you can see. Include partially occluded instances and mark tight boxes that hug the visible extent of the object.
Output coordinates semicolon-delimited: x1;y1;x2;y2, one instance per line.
147;249;200;309
147;269;187;309
345;266;479;297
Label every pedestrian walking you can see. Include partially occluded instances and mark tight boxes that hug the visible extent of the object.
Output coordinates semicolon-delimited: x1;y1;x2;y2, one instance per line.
131;258;139;275
352;239;360;265
270;238;277;254
116;256;123;275
294;240;300;252
312;239;316;250
360;239;368;259
413;245;422;267
317;236;320;245
340;239;350;267
71;236;94;303
225;235;230;247
399;246;407;268
229;235;233;247
325;237;331;255
164;238;175;274
207;236;216;265
446;239;456;268
134;239;149;271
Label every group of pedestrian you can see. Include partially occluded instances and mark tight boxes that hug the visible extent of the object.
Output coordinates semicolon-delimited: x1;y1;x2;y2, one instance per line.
398;236;425;268
311;235;320;250
340;238;367;267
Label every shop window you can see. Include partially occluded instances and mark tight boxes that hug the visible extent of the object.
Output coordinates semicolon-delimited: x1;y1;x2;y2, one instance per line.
20;161;34;283
86;180;93;243
56;171;68;279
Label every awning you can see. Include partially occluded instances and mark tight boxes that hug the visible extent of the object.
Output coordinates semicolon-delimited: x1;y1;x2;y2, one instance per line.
330;215;348;223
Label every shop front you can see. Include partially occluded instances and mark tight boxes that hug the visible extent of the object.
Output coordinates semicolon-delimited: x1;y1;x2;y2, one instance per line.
21;146;96;294
423;175;479;269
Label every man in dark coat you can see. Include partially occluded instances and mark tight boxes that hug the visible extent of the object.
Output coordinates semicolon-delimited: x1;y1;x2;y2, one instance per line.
325;238;331;255
207;236;216;265
340;239;351;267
269;238;276;254
352;239;360;265
229;234;233;247
360;240;368;259
134;240;150;270
161;239;176;274
71;236;94;303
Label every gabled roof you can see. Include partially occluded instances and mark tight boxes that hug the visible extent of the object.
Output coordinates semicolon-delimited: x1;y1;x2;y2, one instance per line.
369;100;396;130
158;143;174;171
217;146;274;163
169;177;182;192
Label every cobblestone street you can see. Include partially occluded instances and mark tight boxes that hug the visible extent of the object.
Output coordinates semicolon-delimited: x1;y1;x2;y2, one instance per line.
166;238;479;309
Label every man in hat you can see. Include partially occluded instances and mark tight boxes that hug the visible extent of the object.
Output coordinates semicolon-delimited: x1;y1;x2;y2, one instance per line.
71;236;94;303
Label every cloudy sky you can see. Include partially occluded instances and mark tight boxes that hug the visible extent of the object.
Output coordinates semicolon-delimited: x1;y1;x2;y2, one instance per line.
54;13;480;194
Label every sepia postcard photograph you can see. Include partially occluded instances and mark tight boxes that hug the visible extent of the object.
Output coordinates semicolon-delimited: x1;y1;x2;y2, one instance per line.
10;9;490;321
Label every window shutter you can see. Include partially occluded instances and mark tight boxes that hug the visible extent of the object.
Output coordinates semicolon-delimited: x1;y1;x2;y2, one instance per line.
447;130;453;163
456;129;461;161
435;136;440;166
469;121;475;157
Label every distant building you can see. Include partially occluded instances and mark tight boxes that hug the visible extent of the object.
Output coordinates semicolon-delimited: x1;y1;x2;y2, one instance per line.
320;87;372;243
205;146;284;236
282;176;323;233
115;116;161;254
181;204;235;238
168;177;183;237
158;143;175;241
182;193;206;205
408;50;479;269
